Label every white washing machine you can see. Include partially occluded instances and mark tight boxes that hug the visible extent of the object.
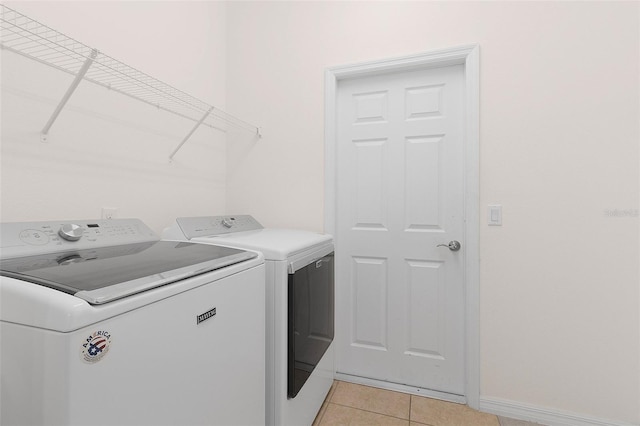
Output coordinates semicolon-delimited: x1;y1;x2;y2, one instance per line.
0;218;265;426
164;216;335;426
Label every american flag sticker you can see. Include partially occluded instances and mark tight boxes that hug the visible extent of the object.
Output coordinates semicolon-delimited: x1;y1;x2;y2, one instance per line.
81;330;112;363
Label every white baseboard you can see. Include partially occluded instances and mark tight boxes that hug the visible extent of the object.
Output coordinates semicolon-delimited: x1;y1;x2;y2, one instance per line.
480;397;638;426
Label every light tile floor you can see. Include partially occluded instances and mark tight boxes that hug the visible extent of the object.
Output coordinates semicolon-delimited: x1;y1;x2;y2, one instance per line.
313;381;542;426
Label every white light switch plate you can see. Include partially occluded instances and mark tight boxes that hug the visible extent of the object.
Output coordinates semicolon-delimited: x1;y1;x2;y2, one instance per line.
488;205;502;226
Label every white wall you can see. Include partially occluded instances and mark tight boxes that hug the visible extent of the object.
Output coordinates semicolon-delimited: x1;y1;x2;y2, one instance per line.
1;1;228;233
225;1;640;424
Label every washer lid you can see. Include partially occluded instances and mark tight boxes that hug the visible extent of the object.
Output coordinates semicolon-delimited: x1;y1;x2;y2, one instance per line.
194;228;333;261
0;241;257;304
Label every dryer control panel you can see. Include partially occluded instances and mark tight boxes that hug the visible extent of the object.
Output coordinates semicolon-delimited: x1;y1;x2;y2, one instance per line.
0;219;158;259
176;215;263;240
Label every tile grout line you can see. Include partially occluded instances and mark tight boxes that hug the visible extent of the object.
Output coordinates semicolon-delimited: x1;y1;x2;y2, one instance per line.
315;405;326;425
409;394;437;426
326;381;465;426
331;381;503;426
409;393;412;422
315;381;339;425
330;380;416;423
327;400;412;422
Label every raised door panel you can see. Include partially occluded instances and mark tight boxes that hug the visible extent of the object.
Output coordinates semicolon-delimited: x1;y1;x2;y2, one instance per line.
404;135;444;232
352;139;388;231
404;260;446;360
350;256;388;350
405;84;444;120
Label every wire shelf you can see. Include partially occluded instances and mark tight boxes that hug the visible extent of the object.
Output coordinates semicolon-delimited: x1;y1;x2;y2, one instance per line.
0;4;260;145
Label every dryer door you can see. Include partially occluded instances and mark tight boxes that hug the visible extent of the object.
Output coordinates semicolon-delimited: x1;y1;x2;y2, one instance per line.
287;251;335;398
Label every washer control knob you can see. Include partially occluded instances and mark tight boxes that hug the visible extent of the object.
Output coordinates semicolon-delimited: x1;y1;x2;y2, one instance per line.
221;218;234;228
58;223;84;241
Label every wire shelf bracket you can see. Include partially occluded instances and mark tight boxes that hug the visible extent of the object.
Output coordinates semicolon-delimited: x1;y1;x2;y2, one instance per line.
0;4;262;156
40;48;97;142
169;106;213;162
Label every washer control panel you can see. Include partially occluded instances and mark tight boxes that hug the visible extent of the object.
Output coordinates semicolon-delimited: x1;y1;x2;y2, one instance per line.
176;215;263;240
1;219;158;259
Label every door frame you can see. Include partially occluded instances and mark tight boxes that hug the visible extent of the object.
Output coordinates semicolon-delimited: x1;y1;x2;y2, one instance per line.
324;44;480;408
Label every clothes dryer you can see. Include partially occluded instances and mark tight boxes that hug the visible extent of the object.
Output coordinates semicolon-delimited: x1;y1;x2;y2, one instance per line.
165;215;334;426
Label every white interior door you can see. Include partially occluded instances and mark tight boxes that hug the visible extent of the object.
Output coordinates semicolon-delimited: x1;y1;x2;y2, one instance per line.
335;64;465;395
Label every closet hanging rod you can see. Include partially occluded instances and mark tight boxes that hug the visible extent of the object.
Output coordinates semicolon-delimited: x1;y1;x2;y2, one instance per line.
0;4;262;149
